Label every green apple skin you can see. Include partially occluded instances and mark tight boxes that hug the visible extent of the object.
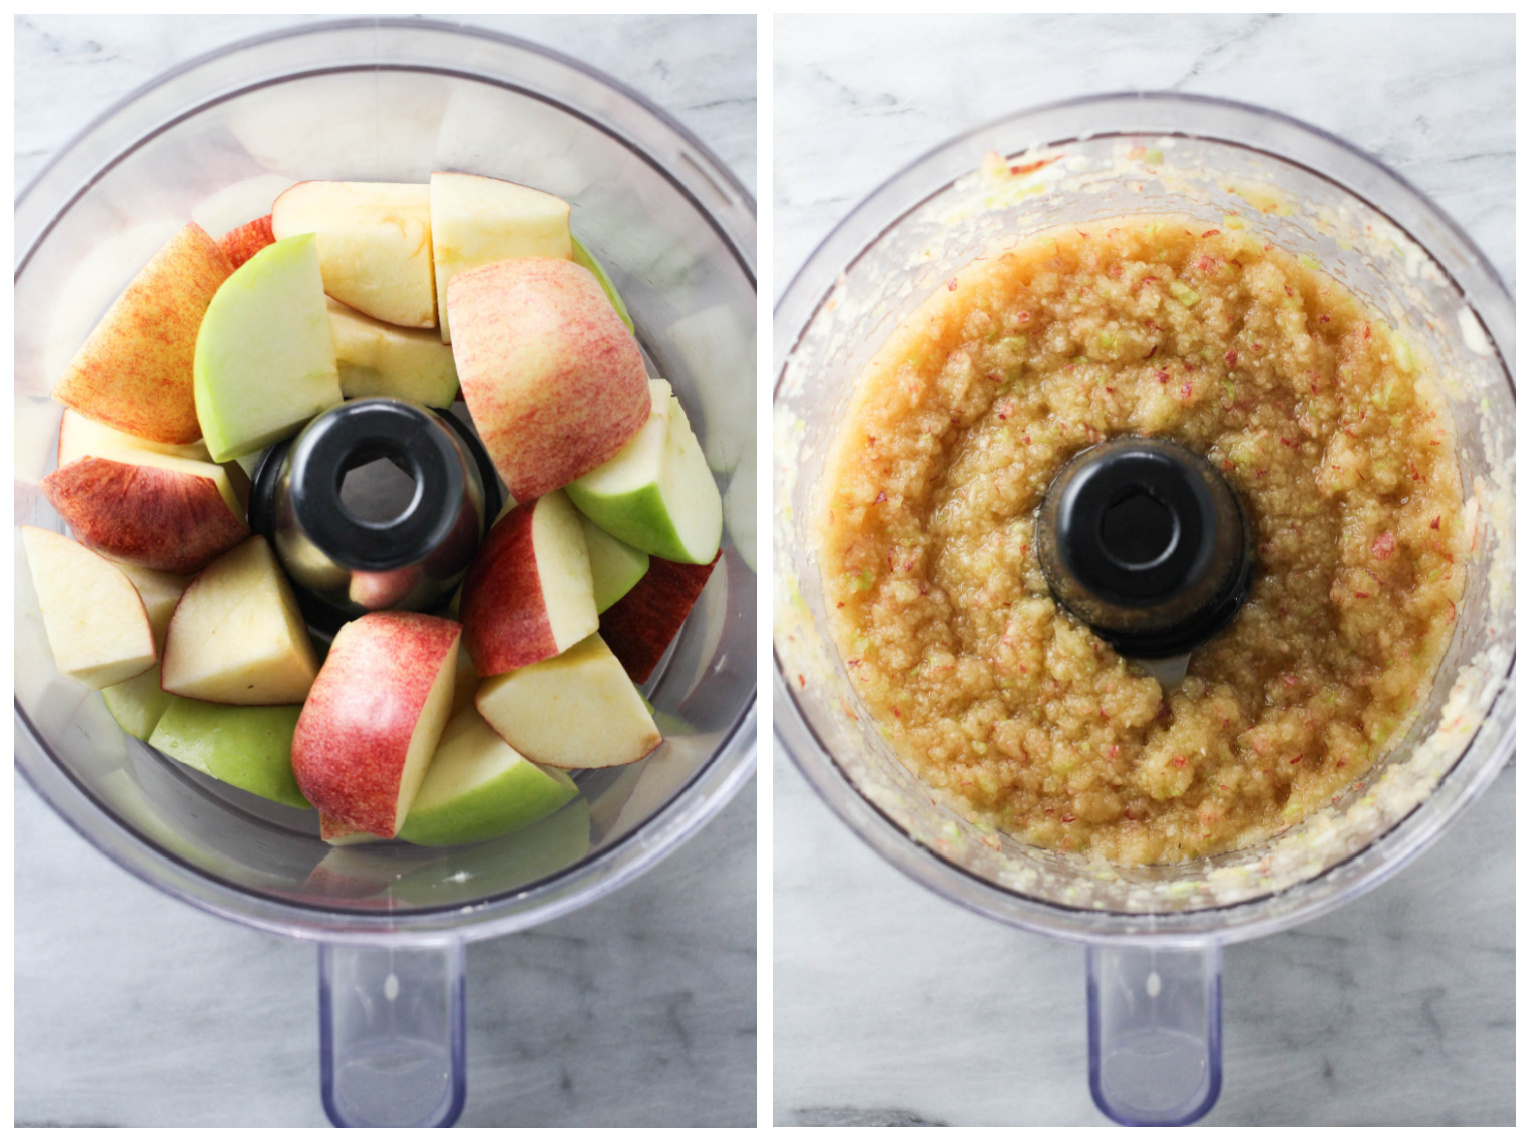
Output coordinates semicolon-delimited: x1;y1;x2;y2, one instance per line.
393;797;591;905
579;513;649;613
566;381;723;565
149;697;310;808
193;233;342;462
102;664;174;741
570;234;634;334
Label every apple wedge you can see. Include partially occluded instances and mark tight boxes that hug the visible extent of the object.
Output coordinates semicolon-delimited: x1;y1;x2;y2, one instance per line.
217;214;275;270
327;298;459;407
193;232;343;463
449;257;649;500
58;408;211;466
476;634;661;769
459;490;598;676
571;233;634;334
273;181;437;328
100;563;193;739
41;447;249;575
161;536;319;705
566;379;723;564
580;513;649;613
52;222;233;445
149;698;310;809
292;612;461;838
397;706;578;846
429;170;572;343
21;526;157;690
599;554;720;684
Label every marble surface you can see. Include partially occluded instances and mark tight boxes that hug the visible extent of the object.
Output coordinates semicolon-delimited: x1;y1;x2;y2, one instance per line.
773;14;1513;1126
15;14;756;1128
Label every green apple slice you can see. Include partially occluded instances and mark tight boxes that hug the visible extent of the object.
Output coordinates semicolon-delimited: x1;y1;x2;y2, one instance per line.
579;513;649;613
566;379;723;564
571;234;634;333
193;233;343;462
149;697;310;808
327;298;459;407
102;665;174;741
398;707;578;846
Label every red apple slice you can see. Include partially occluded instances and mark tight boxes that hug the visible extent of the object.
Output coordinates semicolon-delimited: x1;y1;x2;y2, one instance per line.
598;554;720;684
292;612;461;839
475;634;661;769
21;526;157;690
217;214;276;270
459;489;598;676
52;222;233;444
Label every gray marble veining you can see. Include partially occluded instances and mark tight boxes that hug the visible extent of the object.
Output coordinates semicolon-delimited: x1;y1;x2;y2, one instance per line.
15;14;756;1128
773;12;1513;1127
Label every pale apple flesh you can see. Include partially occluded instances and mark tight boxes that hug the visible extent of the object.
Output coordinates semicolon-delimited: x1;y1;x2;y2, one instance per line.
100;563;193;739
149;698;310;809
475;634;662;770
397;706;578;846
599;554;720;684
273;181;437;328
193;232;343;463
579;513;649;613
449;257;650;500
217;214;276;270
459;489;598;676
429;170;573;344
58;408;212;466
327;298;459;407
161;536;320;705
52;222;233;445
21;526;158;690
291;611;461;838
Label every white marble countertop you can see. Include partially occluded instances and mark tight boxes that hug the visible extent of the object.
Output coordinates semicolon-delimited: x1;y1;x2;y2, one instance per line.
15;14;756;1128
773;14;1513;1126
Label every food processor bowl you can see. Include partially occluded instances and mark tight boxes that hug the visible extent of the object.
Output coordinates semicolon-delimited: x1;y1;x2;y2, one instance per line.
16;18;756;1128
774;93;1511;1125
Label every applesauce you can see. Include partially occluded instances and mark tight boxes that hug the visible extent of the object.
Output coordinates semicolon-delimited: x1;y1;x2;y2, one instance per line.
816;217;1466;865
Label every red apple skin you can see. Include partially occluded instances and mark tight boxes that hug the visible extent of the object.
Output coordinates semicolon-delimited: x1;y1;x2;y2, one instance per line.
449;258;649;500
218;214;276;270
599;554;719;684
292;612;462;839
41;456;250;574
459;499;560;675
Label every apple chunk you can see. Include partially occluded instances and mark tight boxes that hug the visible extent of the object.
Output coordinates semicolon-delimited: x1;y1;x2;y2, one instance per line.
459;490;598;676
193;232;343;463
273;181;437;328
449;257;649;500
21;526;157;690
580;514;649;613
566;379;723;564
430;170;572;343
58;408;212;466
217;214;275;270
52;222;233;445
100;564;193;739
149;698;310;809
397;707;578;846
327;298;459;407
292;612;461;838
599;554;720;684
161;536;320;705
476;634;662;769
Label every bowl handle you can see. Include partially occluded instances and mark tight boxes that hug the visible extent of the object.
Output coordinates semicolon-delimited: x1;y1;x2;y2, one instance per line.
1086;942;1222;1125
318;941;468;1127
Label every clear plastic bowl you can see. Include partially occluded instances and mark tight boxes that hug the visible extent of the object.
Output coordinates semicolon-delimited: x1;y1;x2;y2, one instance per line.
16;18;757;1127
773;93;1512;1125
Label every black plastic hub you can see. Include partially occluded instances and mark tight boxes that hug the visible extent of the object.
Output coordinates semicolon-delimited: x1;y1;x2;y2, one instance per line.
1035;436;1253;660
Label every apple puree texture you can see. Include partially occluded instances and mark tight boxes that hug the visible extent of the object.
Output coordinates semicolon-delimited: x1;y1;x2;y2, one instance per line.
817;216;1465;865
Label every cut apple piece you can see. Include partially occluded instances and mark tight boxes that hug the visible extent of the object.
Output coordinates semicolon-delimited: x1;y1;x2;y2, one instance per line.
161;536;320;705
397;706;578;846
327;298;459;407
599;554;720;684
450;257;649;500
113;563;194;651
21;526;158;690
149;698;310;809
566;379;723;564
292;612;461;838
449;641;480;718
193;232;343;463
102;666;173;741
52;222;233;445
476;634;662;769
459;490;598;676
429;170;572;343
571;233;634;333
579;513;649;613
58;409;212;466
319;816;384;846
217;214;276;270
273;181;436;328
